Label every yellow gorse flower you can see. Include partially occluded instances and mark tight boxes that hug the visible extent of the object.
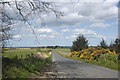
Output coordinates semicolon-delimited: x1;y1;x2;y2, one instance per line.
69;47;117;60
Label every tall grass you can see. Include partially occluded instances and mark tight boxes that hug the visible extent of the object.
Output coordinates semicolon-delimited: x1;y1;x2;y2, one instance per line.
3;56;52;78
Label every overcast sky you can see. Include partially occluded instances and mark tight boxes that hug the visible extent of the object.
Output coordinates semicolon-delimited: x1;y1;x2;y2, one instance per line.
8;0;119;47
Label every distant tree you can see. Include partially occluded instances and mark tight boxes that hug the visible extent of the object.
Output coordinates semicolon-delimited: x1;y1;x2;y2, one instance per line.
99;38;108;49
114;38;120;50
61;46;64;48
109;41;115;52
112;38;120;53
71;35;88;52
54;45;59;49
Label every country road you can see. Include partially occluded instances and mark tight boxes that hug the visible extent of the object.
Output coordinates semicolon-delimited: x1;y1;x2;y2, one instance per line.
52;52;119;78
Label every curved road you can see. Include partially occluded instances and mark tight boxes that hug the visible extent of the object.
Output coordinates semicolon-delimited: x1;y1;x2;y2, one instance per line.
52;52;118;78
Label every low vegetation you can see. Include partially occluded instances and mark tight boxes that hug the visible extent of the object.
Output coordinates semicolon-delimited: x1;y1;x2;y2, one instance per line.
2;48;52;78
69;47;117;60
69;47;120;70
3;49;37;59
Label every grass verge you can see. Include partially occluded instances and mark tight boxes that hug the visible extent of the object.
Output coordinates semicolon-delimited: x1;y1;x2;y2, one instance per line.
2;56;52;78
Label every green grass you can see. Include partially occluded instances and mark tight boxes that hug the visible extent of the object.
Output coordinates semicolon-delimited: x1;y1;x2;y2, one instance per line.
55;48;120;71
3;49;37;59
56;48;71;54
3;48;52;59
2;48;52;78
66;55;119;71
3;56;52;78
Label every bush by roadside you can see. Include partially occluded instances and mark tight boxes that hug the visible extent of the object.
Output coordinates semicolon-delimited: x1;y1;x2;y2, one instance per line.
68;47;120;71
55;47;120;71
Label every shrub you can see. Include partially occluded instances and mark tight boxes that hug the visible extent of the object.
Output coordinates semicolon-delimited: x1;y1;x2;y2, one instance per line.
69;47;117;60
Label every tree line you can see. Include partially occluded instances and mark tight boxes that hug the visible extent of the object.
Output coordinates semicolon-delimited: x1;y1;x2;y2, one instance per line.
71;35;120;54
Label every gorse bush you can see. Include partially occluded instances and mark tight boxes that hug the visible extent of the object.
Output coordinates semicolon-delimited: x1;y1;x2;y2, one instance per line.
69;47;117;60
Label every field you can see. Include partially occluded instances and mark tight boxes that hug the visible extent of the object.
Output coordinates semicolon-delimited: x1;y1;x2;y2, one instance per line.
3;49;37;59
2;48;52;78
55;48;120;71
55;48;71;55
57;48;71;53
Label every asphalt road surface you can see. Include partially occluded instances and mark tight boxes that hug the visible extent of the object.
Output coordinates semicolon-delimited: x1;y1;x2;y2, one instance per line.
52;52;119;78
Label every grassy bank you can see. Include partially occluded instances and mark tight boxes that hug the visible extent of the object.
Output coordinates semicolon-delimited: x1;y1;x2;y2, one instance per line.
2;48;52;78
55;48;120;71
65;55;119;71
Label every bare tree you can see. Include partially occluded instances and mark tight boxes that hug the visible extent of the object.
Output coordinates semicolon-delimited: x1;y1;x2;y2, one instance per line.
0;0;63;48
